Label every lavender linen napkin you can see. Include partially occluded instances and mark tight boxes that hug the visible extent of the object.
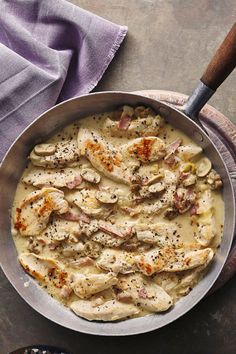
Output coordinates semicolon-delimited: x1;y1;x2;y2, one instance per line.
0;0;127;160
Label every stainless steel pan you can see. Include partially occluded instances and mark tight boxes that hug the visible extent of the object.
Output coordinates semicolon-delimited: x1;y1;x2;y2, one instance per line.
1;24;236;336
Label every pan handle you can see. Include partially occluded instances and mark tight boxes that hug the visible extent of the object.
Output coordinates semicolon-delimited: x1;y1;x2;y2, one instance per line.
184;22;236;120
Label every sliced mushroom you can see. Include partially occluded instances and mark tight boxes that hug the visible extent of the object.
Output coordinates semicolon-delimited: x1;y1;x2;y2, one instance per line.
34;144;56;156
148;181;166;194
196;157;212;177
81;168;101;184
178;145;202;161
143;173;164;186
66;189;111;218
95;190;118;204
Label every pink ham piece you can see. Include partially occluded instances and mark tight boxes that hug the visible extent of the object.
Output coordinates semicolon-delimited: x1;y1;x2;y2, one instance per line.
98;220;133;239
164;139;182;167
174;188;196;214
165;138;182;157
75;256;94;267
138;287;149;299
189;204;198;216
66;175;82;189
118;114;132;130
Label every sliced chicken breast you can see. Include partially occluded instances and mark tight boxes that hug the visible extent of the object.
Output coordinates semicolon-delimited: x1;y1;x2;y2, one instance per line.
30;140;80;168
71;272;118;299
15;188;69;236
70;299;139;321
23;167;83;189
41;217;81;242
19;253;68;288
135;222;179;246
117;274;173;312
155;247;214;298
136;247;214;275
194;189;216;246
77;128;132;184
103;116;164;138
121;137;166;163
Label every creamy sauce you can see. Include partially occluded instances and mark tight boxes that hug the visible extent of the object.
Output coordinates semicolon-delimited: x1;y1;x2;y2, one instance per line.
12;107;224;321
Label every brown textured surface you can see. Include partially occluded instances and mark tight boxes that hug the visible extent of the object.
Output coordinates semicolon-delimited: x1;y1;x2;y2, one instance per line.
2;1;236;354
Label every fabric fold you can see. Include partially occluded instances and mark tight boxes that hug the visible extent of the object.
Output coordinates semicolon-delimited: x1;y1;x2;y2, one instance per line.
0;0;128;160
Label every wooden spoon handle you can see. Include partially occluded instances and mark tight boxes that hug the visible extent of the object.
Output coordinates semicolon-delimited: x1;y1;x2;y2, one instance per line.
201;23;236;90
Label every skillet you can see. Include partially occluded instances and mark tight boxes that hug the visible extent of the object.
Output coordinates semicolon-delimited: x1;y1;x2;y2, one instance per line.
0;24;236;336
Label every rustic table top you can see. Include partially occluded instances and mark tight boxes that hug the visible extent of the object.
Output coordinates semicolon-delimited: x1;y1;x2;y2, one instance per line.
1;1;236;353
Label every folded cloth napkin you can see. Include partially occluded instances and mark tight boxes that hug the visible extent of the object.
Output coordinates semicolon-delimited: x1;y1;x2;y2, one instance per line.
0;0;127;160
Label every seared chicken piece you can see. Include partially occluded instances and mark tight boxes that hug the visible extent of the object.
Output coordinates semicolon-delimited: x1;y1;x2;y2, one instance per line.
97;249;137;274
19;253;68;288
155;247;214;298
135;223;178;246
30;140;79;168
194;189;216;246
66;189;111;218
103;116;164;138
23;167;83;189
117;274;172;312
15;188;69;236
70;299;139;321
71;272;118;299
121;137;166;163
42;217;81;242
77;128;132;184
136;247;214;275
